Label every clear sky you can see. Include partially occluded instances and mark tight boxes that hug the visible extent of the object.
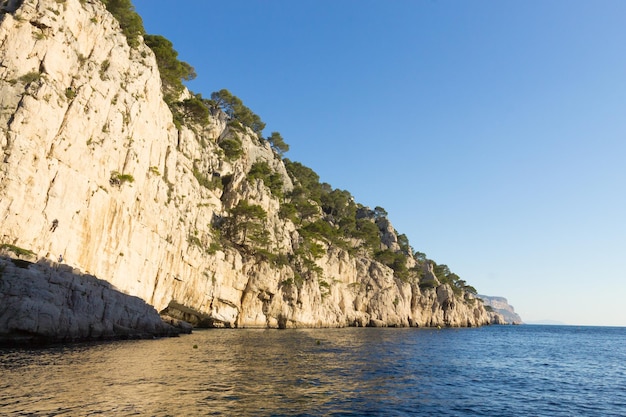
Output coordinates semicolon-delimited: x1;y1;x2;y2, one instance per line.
132;0;626;327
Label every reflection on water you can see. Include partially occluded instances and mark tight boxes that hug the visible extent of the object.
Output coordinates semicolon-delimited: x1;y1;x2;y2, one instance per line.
1;326;625;416
2;329;407;416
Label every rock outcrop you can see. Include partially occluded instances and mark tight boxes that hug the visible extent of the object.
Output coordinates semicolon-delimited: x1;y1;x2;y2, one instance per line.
478;295;523;324
0;0;500;335
0;253;188;346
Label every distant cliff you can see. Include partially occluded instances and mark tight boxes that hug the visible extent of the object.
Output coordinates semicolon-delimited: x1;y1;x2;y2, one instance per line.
0;0;502;336
478;295;523;324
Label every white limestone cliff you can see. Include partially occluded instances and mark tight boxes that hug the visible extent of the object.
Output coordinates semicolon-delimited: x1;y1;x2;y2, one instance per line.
478;295;522;324
0;0;498;334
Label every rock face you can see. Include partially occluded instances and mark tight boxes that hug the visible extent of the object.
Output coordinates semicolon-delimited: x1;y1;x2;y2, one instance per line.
0;0;499;332
478;295;523;324
0;254;187;346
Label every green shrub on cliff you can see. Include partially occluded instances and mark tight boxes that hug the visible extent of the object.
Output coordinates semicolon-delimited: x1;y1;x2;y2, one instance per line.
321;188;356;222
375;249;409;281
18;71;41;85
431;262;477;297
219;137;243;161
284;160;323;204
353;218;382;254
102;0;198;127
0;244;35;258
278;202;298;223
144;34;196;104
174;94;210;127
101;0;145;48
222;200;268;249
109;171;134;186
247;161;283;198
266;131;289;156
193;164;221;190
210;89;265;135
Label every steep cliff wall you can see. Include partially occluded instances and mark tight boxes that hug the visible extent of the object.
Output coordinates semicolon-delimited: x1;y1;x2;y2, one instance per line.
478;295;523;324
0;0;497;329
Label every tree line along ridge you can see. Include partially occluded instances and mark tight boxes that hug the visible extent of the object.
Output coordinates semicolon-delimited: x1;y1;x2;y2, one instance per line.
100;0;479;299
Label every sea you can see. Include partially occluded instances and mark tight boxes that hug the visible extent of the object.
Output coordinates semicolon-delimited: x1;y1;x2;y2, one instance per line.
1;325;624;416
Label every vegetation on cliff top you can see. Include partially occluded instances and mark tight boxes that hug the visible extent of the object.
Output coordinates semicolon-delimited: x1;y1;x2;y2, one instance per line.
100;0;144;47
143;34;197;104
101;0;479;300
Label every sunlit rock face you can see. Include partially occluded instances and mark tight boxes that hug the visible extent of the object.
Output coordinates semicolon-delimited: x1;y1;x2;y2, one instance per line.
478;295;523;324
0;0;496;330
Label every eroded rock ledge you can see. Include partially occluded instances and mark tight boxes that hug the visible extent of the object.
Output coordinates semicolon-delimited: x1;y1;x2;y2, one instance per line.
0;255;190;346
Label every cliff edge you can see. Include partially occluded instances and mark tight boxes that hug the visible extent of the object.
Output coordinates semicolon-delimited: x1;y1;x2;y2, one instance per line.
0;0;501;336
478;295;523;324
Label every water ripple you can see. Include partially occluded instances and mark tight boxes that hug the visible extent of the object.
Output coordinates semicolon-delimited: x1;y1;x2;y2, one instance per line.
1;326;625;416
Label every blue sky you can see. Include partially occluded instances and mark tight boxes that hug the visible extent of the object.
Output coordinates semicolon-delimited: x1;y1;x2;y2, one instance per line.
133;0;626;326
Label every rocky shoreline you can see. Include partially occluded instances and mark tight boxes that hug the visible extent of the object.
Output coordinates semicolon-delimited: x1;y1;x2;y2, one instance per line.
0;254;191;347
0;0;512;335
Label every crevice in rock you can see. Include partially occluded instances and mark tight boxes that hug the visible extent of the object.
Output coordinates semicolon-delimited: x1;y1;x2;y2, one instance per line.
42;170;58;211
29;19;49;30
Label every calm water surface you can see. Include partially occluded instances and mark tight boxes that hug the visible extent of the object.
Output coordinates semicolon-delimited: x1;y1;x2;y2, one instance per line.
1;325;625;416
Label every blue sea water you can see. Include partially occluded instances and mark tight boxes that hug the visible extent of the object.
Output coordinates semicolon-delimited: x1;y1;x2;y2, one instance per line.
1;325;625;416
